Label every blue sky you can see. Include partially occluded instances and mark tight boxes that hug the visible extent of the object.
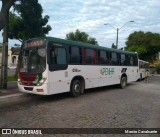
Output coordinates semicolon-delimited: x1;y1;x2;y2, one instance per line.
0;0;160;48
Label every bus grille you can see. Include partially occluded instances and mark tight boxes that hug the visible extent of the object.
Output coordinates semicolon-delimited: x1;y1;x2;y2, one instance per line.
24;87;33;91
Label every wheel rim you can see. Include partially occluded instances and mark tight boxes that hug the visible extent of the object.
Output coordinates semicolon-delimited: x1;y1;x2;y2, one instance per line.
74;83;80;93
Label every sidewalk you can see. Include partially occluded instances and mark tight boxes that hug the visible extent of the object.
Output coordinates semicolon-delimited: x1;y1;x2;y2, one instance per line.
0;81;23;100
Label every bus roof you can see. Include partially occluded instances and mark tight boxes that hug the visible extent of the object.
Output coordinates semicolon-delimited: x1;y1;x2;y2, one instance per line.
27;37;137;55
138;59;149;63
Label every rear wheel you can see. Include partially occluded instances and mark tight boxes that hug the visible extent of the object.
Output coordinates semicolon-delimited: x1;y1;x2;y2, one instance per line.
70;79;84;97
140;74;142;80
120;77;127;89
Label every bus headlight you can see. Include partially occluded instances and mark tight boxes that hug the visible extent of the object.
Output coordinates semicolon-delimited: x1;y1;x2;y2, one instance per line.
18;78;22;85
37;78;47;86
18;74;22;85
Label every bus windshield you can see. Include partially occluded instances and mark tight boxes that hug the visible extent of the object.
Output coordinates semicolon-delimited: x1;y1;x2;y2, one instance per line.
19;47;46;74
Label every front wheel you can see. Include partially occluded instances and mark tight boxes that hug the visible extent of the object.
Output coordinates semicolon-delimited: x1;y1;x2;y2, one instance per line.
120;77;127;89
70;80;84;97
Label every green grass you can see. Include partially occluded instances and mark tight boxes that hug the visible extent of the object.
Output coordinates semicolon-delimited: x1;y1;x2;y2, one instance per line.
8;75;18;81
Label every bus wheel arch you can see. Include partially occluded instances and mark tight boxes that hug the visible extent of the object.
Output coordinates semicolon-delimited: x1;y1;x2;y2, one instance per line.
70;76;85;97
120;74;127;89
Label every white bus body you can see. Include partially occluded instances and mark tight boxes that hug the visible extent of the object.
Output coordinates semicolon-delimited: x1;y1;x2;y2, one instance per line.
18;37;139;96
18;65;139;95
138;59;149;80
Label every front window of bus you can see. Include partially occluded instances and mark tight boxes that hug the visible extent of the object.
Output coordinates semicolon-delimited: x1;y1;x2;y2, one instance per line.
19;44;46;74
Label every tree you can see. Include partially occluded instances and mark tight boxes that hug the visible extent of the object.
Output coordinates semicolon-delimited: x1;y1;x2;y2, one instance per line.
111;43;117;49
66;29;98;45
150;60;160;74
125;31;160;62
9;0;52;42
0;0;16;31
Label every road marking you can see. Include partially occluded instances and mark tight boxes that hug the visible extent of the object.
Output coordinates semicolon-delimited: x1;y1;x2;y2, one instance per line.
0;90;10;93
0;93;24;100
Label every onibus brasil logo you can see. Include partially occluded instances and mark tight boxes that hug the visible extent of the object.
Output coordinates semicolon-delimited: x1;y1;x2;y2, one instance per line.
100;68;114;75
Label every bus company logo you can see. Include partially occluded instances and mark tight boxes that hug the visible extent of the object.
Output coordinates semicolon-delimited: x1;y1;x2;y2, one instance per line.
100;68;114;75
72;68;81;72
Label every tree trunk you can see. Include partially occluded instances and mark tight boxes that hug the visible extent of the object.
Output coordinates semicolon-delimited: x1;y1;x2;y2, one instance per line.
0;0;16;31
0;12;5;31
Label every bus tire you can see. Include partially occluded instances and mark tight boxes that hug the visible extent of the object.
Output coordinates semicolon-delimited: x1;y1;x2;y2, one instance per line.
120;76;127;89
70;79;83;97
140;74;142;80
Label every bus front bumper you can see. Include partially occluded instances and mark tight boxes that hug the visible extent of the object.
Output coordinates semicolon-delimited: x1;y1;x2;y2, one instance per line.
18;82;48;95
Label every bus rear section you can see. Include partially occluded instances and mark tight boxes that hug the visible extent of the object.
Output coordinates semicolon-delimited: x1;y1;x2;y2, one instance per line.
138;59;149;80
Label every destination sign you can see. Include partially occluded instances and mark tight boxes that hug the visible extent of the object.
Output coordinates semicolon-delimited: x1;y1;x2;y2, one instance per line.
25;40;45;48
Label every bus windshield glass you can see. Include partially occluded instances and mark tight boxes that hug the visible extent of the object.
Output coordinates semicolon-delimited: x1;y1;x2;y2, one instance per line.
19;47;46;74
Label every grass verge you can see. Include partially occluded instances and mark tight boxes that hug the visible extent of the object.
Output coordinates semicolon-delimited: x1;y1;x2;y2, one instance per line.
8;75;18;81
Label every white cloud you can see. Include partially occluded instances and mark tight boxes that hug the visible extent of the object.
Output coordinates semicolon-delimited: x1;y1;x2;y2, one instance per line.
0;0;160;48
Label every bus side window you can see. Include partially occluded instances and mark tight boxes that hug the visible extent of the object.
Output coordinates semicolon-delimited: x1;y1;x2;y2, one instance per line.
120;54;126;66
84;49;95;64
111;52;118;65
93;50;97;64
87;49;93;64
83;49;87;64
128;55;138;66
130;56;133;66
51;48;67;65
133;56;138;66
50;49;56;64
99;51;104;64
70;46;82;64
99;51;108;65
107;52;111;65
126;55;131;66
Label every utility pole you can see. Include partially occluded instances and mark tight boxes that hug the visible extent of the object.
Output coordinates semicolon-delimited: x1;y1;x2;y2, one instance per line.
116;28;119;49
1;9;9;89
104;21;134;49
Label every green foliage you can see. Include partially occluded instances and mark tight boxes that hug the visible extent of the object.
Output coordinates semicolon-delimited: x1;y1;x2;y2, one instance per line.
9;12;24;41
111;43;117;49
125;31;160;62
8;75;18;81
9;0;52;42
66;29;98;45
150;60;160;74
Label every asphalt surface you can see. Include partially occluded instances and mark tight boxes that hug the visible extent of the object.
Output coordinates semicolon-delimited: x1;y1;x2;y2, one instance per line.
0;76;160;137
0;82;21;99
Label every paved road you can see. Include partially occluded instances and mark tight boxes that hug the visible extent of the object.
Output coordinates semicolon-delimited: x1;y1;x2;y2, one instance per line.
0;76;160;136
